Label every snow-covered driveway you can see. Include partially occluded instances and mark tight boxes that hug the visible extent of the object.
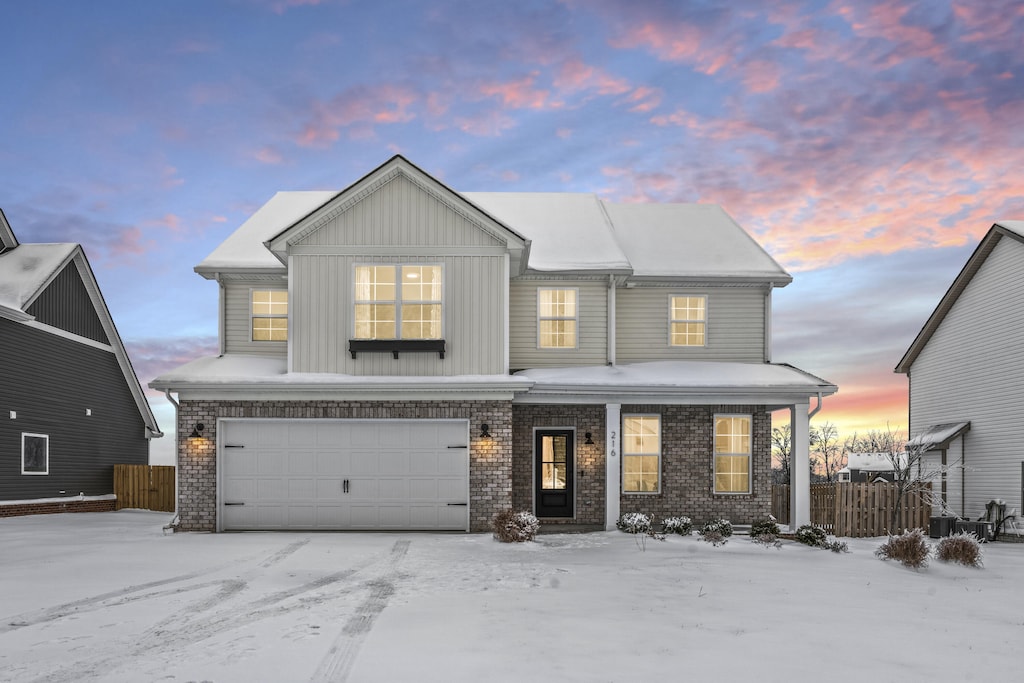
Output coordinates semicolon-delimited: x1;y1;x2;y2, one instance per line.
2;510;1023;682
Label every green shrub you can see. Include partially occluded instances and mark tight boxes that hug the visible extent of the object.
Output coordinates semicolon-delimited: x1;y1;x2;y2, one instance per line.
795;524;828;548
617;512;653;534
936;531;983;568
875;528;930;569
698;518;733;546
826;539;850;553
662;516;693;536
492;510;540;543
750;516;781;548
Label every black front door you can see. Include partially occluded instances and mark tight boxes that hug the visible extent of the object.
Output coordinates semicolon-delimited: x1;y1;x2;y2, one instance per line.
535;429;574;518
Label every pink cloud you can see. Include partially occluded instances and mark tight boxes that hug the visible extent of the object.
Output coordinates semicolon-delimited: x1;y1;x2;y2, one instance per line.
296;84;418;147
453;110;517;137
554;58;631;96
478;73;552;109
253;147;285;165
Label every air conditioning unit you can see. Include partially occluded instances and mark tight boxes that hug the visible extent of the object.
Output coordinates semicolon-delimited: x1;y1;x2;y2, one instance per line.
929;516;956;538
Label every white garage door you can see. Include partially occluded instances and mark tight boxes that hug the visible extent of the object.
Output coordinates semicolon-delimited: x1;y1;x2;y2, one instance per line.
219;419;469;531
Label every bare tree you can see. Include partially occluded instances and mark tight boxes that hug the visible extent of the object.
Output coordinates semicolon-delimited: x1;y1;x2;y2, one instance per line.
810;421;844;482
771;424;792;484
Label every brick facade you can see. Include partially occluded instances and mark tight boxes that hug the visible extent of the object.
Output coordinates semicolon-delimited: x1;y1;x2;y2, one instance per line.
176;399;512;532
618;405;772;525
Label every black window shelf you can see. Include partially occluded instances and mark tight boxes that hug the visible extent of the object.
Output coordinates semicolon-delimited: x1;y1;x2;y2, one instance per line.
348;339;446;359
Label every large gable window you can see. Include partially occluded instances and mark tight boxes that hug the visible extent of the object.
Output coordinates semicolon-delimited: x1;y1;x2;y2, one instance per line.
251;290;288;341
354;265;442;340
22;433;48;475
538;288;578;349
670;295;706;347
623;415;660;493
714;415;751;494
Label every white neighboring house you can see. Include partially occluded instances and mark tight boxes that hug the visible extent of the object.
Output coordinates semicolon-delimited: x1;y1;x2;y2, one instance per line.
896;220;1024;522
151;156;836;533
836;452;904;483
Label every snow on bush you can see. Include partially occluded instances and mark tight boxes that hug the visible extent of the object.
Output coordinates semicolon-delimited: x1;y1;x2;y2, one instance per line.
698;518;733;546
749;516;781;548
492;510;540;543
795;524;828;548
661;516;693;536
875;528;930;569
616;512;653;534
936;531;984;568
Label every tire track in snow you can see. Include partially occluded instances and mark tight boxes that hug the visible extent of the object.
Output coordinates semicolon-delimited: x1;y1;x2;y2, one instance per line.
310;539;411;683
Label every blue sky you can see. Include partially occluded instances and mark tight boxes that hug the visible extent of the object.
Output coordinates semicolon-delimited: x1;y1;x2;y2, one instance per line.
3;0;1023;458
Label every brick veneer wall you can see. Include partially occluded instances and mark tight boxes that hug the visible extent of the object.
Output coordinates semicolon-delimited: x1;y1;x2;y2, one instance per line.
176;400;512;532
618;405;772;525
511;404;606;526
0;498;116;518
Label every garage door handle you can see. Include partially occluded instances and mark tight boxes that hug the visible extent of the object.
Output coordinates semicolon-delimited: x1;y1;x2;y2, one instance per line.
447;502;468;506
447;445;468;449
224;501;245;506
225;444;245;448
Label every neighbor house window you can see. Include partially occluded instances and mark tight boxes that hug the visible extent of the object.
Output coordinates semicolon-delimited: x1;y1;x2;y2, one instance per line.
22;433;48;475
354;265;442;339
714;415;751;493
251;290;288;341
538;288;578;349
670;295;706;346
623;415;660;493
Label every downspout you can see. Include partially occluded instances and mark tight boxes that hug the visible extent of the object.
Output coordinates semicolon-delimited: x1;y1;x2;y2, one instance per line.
764;283;773;363
163;389;181;531
606;274;616;366
808;392;823;419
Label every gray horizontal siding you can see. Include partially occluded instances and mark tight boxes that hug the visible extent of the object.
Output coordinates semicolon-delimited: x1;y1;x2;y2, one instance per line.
909;235;1024;519
223;281;287;356
0;318;149;501
615;287;766;363
509;280;608;369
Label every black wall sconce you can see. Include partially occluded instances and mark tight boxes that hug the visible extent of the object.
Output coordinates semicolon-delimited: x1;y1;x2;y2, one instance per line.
480;423;492;438
584;432;594;444
189;423;205;438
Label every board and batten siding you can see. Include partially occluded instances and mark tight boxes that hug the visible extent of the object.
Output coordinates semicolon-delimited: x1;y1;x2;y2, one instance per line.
908;235;1024;519
290;254;506;375
615;287;766;363
508;280;608;369
0;318;149;501
24;260;109;345
222;280;287;356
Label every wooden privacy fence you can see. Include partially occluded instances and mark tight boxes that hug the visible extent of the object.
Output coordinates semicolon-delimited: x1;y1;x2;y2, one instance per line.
772;482;932;538
114;465;175;512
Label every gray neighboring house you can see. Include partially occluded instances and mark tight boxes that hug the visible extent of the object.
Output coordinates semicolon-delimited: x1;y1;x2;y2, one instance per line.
151;155;836;533
896;220;1024;523
0;210;161;516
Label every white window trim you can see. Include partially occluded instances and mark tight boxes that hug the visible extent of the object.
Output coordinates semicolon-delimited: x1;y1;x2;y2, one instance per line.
621;413;661;495
249;288;288;343
352;263;445;340
536;287;580;350
668;294;707;347
22;433;49;475
713;413;752;495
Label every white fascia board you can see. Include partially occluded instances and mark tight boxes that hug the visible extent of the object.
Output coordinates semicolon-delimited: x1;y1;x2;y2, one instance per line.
0;303;33;322
514;387;835;406
173;384;531;402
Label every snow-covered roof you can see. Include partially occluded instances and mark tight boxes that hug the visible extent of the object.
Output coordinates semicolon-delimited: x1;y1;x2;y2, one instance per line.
842;453;901;472
906;422;970;451
0;243;77;311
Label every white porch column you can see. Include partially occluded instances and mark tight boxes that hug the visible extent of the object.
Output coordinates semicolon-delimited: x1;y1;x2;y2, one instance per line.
790;401;811;528
605;403;621;530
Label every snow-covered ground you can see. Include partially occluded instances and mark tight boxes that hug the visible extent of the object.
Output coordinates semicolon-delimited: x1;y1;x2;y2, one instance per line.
1;511;1021;682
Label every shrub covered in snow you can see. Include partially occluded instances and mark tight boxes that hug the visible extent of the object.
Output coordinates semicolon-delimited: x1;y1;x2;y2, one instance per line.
936;531;983;568
616;512;653;534
826;539;850;554
492;510;540;543
795;524;828;548
661;516;693;536
750;516;781;548
875;528;930;569
698;518;733;546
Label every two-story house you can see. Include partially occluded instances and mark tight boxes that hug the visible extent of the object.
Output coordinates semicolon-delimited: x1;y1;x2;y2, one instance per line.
151;156;835;532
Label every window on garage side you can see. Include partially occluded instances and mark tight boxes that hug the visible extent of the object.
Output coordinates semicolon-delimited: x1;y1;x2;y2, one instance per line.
623;415;660;493
354;265;443;340
538;288;578;349
22;433;48;475
251;289;288;341
714;414;751;493
670;295;706;346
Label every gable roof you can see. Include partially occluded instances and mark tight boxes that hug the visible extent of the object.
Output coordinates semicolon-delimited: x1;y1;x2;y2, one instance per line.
0;217;161;437
197;156;791;283
896;221;1024;373
0;208;18;254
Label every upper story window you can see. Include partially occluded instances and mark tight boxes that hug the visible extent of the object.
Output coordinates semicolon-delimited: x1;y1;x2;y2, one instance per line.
354;265;443;339
714;414;751;494
22;433;48;475
622;415;660;493
538;288;578;349
670;295;706;346
251;290;288;341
